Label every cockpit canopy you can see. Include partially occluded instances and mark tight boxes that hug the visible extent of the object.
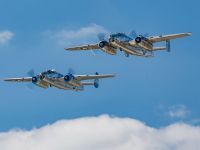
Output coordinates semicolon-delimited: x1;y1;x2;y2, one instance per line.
42;69;63;78
47;69;56;74
110;33;132;42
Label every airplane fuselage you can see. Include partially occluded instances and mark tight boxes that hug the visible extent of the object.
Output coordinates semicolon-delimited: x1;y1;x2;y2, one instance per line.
109;33;154;57
110;40;153;57
34;70;84;91
65;32;191;58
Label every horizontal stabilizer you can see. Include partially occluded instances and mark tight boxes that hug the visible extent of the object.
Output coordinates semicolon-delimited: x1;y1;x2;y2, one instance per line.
152;46;166;51
81;82;94;85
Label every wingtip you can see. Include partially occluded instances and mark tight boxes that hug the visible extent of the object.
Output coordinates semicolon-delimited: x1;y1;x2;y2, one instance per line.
109;74;116;78
186;32;192;36
3;79;9;82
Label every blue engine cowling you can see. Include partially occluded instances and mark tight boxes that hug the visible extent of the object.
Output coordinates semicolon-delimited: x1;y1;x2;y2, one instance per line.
135;36;149;43
32;76;40;84
98;41;108;48
135;36;142;43
64;74;74;82
98;41;116;55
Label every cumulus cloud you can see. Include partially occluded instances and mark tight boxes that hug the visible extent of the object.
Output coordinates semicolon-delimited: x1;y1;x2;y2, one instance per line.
46;24;108;45
167;104;189;119
0;30;14;45
0;115;200;150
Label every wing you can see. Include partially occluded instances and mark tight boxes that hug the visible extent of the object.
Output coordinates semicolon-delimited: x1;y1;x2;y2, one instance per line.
65;44;99;51
148;32;192;43
4;77;32;82
74;74;115;81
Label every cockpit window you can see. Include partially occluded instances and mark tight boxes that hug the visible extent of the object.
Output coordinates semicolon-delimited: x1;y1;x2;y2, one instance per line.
44;70;63;78
110;33;132;42
47;70;56;74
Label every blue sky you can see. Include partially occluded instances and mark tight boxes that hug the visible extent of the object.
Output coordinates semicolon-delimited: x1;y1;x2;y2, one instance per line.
0;0;200;132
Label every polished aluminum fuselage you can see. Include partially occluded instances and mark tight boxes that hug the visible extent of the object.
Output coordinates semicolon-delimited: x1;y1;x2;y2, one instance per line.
36;70;84;91
109;33;154;57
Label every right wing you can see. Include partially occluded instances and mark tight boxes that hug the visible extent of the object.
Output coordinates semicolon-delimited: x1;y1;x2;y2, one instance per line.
148;32;192;43
4;77;32;82
65;44;99;51
74;74;115;81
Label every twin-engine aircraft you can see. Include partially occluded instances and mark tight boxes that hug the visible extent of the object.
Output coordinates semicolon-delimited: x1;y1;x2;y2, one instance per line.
65;32;192;57
4;69;114;91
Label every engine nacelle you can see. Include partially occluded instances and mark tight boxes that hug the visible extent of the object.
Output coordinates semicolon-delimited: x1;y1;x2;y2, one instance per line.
31;75;48;88
64;74;74;82
135;36;142;43
99;41;117;55
64;75;81;87
99;41;107;48
135;36;152;50
32;76;40;84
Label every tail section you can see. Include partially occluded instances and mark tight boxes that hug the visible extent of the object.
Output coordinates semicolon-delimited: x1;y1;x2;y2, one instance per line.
81;72;100;88
94;72;99;88
166;40;170;52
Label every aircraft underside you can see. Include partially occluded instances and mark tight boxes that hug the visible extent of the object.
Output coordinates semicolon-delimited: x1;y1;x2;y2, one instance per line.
43;78;83;91
111;41;154;57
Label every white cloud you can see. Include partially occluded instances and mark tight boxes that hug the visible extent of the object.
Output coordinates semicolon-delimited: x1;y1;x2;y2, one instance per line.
0;115;200;150
46;24;108;45
0;30;14;45
167;104;189;119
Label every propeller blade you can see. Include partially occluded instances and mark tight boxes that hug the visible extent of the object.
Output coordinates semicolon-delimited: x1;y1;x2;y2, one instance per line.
27;69;35;77
97;33;106;41
129;30;137;38
68;68;75;75
90;50;98;56
142;33;149;37
26;83;34;89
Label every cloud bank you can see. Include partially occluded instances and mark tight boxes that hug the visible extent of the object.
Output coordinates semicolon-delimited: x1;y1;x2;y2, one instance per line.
0;30;14;45
0;115;199;150
46;24;108;45
167;104;189;119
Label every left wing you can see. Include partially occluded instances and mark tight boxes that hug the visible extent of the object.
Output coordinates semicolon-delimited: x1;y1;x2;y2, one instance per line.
4;77;32;82
148;32;192;43
65;44;99;51
74;74;115;81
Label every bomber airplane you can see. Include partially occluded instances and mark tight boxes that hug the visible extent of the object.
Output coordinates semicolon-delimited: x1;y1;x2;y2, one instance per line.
65;32;192;57
3;69;115;91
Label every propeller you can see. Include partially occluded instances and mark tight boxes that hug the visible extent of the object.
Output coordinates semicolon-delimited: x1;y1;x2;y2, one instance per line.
90;50;97;56
94;72;99;88
26;69;35;89
64;68;75;82
27;83;34;89
27;69;35;77
68;68;75;75
97;33;106;41
89;33;107;56
129;30;149;39
142;33;149;38
129;30;137;38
